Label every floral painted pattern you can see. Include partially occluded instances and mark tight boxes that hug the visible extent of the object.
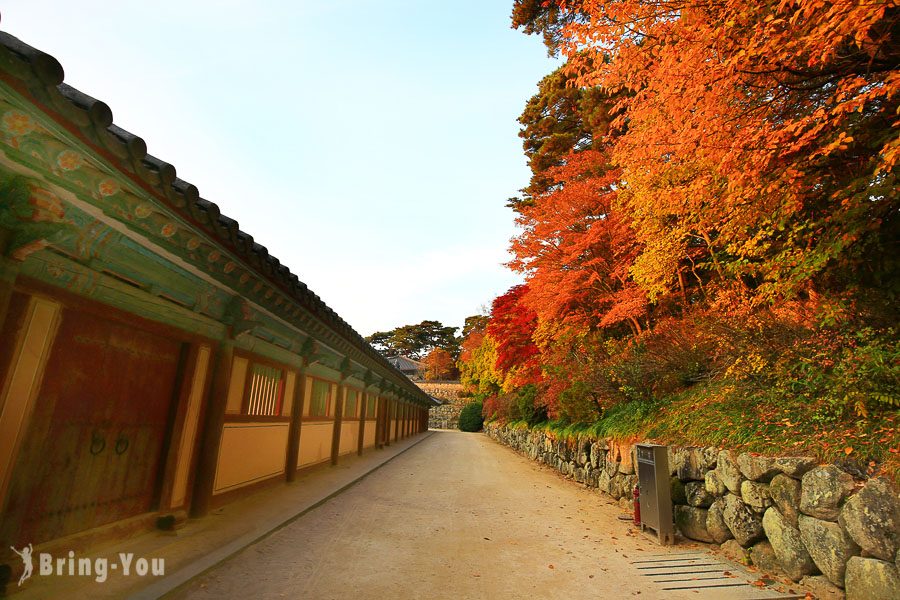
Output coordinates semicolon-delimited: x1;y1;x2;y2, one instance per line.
98;178;120;197
27;186;67;223
160;223;177;238
134;204;153;219
1;111;35;136
56;150;83;171
187;237;201;251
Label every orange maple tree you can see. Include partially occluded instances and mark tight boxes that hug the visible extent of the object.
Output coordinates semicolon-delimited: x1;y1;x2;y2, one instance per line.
552;0;898;303
461;1;898;445
423;347;457;381
509;149;647;335
487;285;543;389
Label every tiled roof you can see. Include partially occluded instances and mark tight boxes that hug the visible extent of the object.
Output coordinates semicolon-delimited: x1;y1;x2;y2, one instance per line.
388;356;426;371
0;28;430;404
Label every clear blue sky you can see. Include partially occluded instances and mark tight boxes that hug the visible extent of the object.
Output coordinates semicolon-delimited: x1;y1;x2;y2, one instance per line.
0;1;558;335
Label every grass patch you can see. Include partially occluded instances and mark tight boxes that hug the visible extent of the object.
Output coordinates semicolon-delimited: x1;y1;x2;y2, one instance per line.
516;380;898;480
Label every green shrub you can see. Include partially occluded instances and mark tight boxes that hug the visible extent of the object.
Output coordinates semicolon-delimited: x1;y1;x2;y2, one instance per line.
458;401;484;432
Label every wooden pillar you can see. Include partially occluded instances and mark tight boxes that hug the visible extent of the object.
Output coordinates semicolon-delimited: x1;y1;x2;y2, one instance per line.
190;341;233;518
357;391;368;456
384;398;392;447
285;366;307;482
373;394;382;449
376;394;385;449
393;399;399;442
0;295;60;513
393;401;399;442
0;251;20;333
330;380;345;466
163;343;212;511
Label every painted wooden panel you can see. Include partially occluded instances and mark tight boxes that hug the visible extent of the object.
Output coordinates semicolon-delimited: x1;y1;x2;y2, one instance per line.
339;421;359;456
225;356;248;414
282;371;296;417
363;423;376;449
298;421;333;467
213;422;289;494
5;307;182;545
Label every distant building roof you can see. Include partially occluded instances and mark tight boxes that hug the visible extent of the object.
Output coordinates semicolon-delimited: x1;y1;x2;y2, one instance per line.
388;355;425;372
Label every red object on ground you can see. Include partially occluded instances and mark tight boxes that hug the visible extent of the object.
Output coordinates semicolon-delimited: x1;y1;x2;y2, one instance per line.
633;485;641;526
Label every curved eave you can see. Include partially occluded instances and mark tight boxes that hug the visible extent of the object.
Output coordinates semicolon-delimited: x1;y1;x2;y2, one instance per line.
0;29;431;407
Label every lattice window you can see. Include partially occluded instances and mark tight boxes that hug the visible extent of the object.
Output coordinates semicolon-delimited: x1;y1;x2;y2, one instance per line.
366;394;376;418
246;363;284;416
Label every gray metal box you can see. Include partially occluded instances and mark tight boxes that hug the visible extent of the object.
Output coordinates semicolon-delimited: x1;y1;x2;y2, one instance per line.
636;443;675;545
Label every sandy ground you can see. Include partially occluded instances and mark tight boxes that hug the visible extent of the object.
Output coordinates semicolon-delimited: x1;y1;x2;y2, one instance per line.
169;430;709;600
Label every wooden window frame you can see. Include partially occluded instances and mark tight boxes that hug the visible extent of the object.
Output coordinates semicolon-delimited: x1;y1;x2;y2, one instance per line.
306;376;334;420
343;388;361;421
228;351;292;422
365;394;377;421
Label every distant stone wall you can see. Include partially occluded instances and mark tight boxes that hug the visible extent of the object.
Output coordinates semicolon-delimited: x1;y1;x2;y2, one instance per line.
418;381;465;429
417;381;463;402
485;422;900;600
428;403;462;430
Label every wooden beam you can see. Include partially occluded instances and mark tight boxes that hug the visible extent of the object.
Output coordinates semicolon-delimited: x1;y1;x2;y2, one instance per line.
190;341;233;518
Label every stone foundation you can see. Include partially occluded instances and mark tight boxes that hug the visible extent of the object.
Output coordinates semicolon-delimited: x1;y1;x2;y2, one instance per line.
420;381;465;429
429;403;464;430
485;422;900;600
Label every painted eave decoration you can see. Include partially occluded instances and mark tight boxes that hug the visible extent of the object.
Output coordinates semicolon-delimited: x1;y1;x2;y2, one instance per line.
0;24;430;406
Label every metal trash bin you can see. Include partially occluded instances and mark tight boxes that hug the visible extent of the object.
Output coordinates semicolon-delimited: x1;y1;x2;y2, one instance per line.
636;443;675;545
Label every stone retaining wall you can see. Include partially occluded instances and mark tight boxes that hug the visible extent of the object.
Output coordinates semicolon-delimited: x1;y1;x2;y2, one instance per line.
416;381;463;400
419;381;465;429
485;422;899;600
429;403;463;430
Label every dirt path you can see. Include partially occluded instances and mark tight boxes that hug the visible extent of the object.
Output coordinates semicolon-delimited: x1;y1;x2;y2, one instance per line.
167;431;749;599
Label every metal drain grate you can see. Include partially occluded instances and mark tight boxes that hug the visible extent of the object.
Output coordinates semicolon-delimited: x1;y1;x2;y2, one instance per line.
630;553;805;599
